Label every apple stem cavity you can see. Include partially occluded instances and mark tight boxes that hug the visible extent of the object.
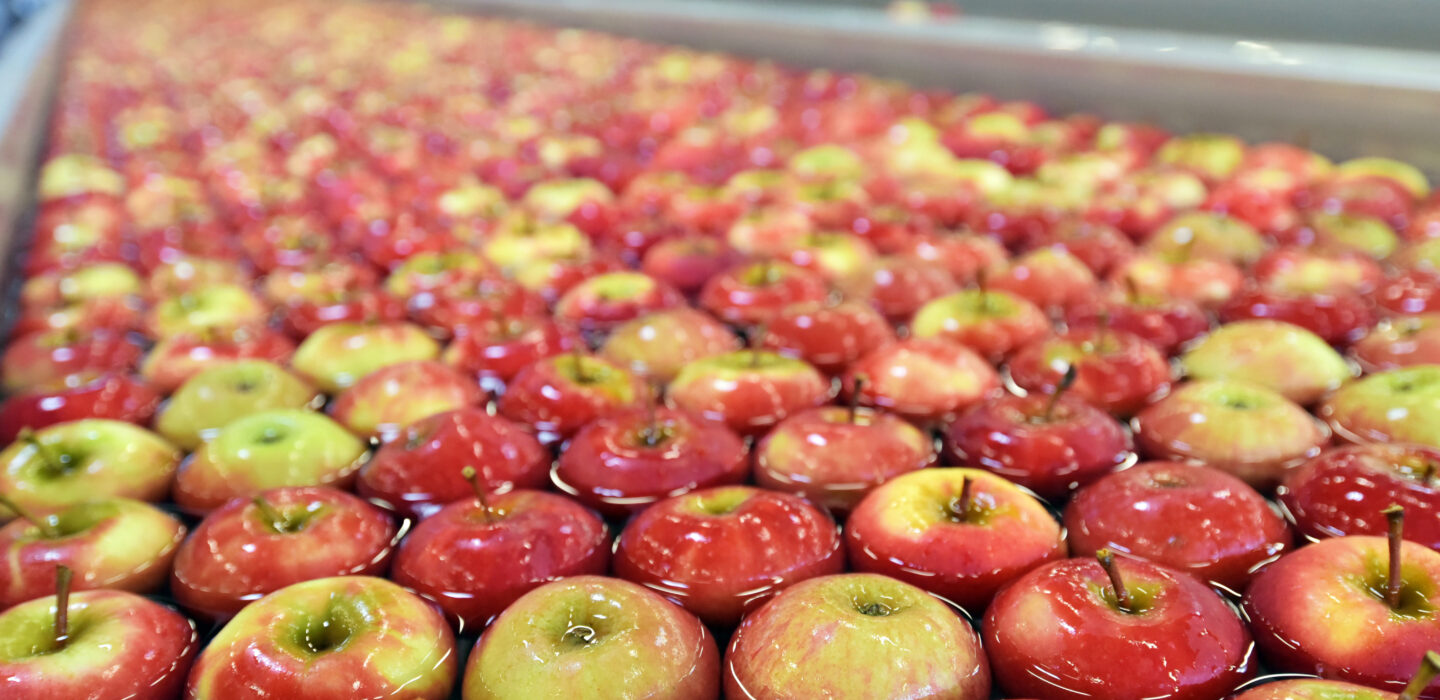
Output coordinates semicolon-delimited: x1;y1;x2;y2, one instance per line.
570;352;591;384
18;428;66;475
0;490;60;539
1400;651;1440;700
848;375;867;424
1096;549;1134;613
1386;504;1406;610
53;564;73;651
462;465;497;522
252;495;298;534
1044;364;1079;422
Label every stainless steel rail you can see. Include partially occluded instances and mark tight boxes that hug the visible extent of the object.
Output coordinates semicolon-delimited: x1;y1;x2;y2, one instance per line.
0;0;70;273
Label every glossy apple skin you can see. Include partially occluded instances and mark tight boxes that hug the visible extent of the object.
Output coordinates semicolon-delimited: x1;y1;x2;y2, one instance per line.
1320;366;1440;447
1230;679;1398;700
910;289;1051;363
642;235;740;296
1220;287;1377;347
724;573;991;700
170;487;399;621
946;393;1135;501
1007;328;1173;416
442;317;582;388
463;576;720;700
1352;314;1440;372
600;308;742;382
357;408;549;520
0;419;180;515
754;406;936;515
845;468;1065;612
613;486;844;627
0;589;198;700
1065;461;1292;591
554;271;687;333
984;557;1256;700
330;361;484;442
1277;444;1440;549
410;276;548;337
760;301;895;374
187;576;457;699
698;261;830;326
0;498;186;608
391;490;610;629
497;355;649;444
1;328;144;394
0;374;160;443
1064;291;1211;356
1244;536;1440;697
841;338;1001;425
554;408;748;518
1181;320;1353;406
839;256;959;323
1134;380;1331;489
139;326;296;394
666;351;831;437
291;321;441;394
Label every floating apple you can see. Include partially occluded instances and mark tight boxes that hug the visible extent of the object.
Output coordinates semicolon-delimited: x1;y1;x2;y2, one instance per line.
291;321;441;394
1321;366;1440;448
497;354;650;444
329;360;483;442
841;337;1000;424
1181;320;1354;405
1278;444;1440;549
0;420;179;517
666;350;830;437
156;360;321;450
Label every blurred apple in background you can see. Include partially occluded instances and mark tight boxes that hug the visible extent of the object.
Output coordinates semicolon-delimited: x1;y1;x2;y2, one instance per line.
0;420;179;517
156;360;320;450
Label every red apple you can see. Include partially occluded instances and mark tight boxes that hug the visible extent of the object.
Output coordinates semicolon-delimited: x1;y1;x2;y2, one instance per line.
759;300;895;374
841;338;1001;424
666;350;830;437
330;361;484;442
1007;327;1173;416
699;260;830;326
1278;444;1440;549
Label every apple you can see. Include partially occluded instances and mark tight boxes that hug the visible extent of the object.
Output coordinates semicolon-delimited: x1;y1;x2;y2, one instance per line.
845;467;1065;611
1321;366;1440;448
0;420;179;517
666;350;830;437
291;321;441;393
382;250;491;301
357;407;549;520
840;337;1001;424
600;308;742;382
724;573;990;699
778;231;877;281
699;260;831;326
0;583;198;699
1;328;143;395
553;406;748;517
1252;246;1385;295
146;255;251;299
329;360;483;442
1134;380;1330;489
1155;132;1247;181
984;552;1255;700
173;409;369;514
0;497;185;608
156;360;321;450
408;276;547;338
139;325;297;394
1066;461;1293;591
759;300;895;374
910;287;1050;362
1374;271;1440;318
896;232;1007;286
0;374;161;443
838;255;958;323
1353;315;1440;372
144;283;268;339
1110;253;1245;308
641;235;740;296
1231;677;1423;700
1007;327;1173;416
463;575;719;699
1278;444;1440;549
1220;285;1377;347
989;247;1100;315
1063;282;1211;355
20;261;141;309
613;485;844;627
186;576;457;699
753;402;936;515
442;317;582;390
554;271;686;334
1244;513;1440;696
497;354;650;444
1181;320;1354;405
391;470;611;629
280;286;409;339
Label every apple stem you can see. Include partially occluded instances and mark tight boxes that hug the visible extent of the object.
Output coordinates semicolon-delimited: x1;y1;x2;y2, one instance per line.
976;267;990;312
848;375;866;424
251;495;295;534
749;324;767;368
18;428;64;474
1044;364;1079;422
53;564;72;651
571;352;590;384
1386;504;1406;610
1422;462;1437;488
950;475;974;523
0;490;60;539
1400;651;1440;700
1096;549;1134;613
462;465;496;523
1122;275;1141;305
641;383;661;446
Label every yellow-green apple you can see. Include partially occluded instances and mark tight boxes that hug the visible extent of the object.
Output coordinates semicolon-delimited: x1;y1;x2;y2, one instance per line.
391;473;610;629
754;404;935;515
145;255;251;300
186;576;457;699
841;338;1000;424
156;360;321;450
1182;320;1353;405
613;486;844;627
20;262;141;309
845;468;1065;611
698;260;830;326
329;361;482;442
357;408;548;520
291;321;441;393
910;288;1049;362
171;487;399;621
1066;461;1292;591
1231;677;1423;700
759;301;895;374
497;354;649;444
724;573;990;699
0;585;198;698
1335;156;1431;201
984;553;1255;699
1155;132;1247;182
600;309;742;382
1322;366;1440;447
0;497;184;608
779;231;878;281
1252;246;1385;295
1144;211;1268;265
1134;380;1330;489
0;420;180;518
1278;444;1440;549
463;575;719;699
521;177;614;235
554;271;686;333
1353;315;1440;373
144;283;268;339
139;325;296;394
554;407;748;517
1109;253;1245;308
382;250;491;301
666;350;829;437
482;215;591;270
1244;522;1440;695
173;409;368;514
